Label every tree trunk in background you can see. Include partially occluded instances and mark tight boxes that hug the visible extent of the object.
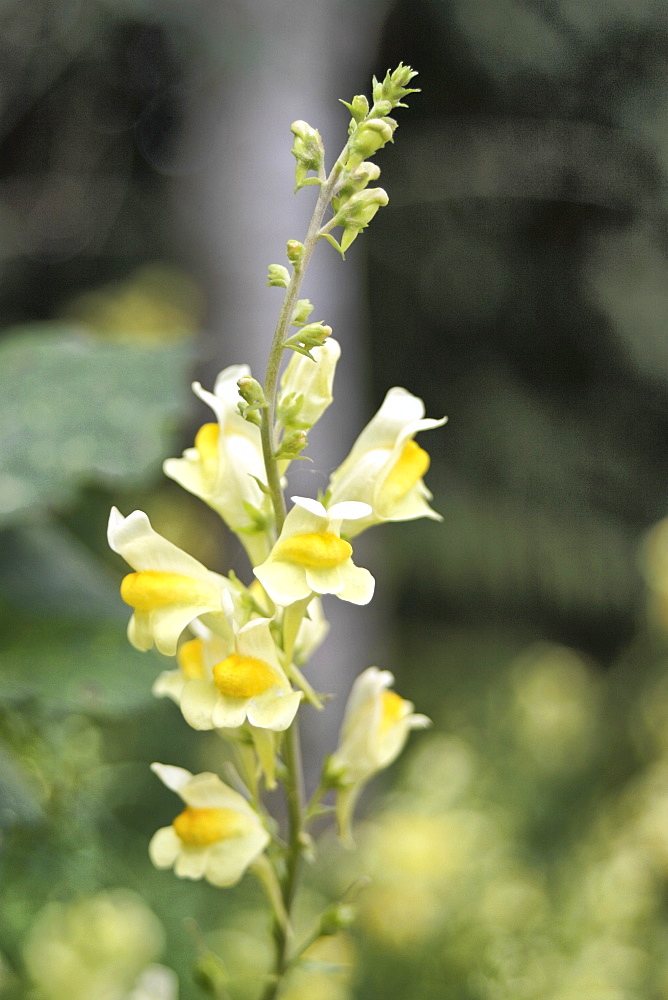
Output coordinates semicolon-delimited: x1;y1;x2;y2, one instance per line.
182;0;389;775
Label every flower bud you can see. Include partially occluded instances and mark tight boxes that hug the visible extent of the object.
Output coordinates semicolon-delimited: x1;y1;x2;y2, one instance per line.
274;429;308;461
331;188;389;252
318;902;357;936
372;63;419;109
373;99;393;117
291;298;315;326
340;93;369;125
278;338;341;430
332;161;381;214
290;120;325;191
237;376;265;408
287;239;305;266
276;390;305;427
346;119;394;168
284;321;333;357
267;264;290;288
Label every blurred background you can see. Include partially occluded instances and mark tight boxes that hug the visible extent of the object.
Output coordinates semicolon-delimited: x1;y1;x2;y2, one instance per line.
3;0;668;997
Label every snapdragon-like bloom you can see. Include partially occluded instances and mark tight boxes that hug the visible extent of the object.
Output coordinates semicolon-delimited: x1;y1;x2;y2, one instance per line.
253;497;374;607
163;365;271;565
277;338;341;430
154;610;301;732
327;387;446;537
108;507;233;656
327;667;430;841
149;764;269;887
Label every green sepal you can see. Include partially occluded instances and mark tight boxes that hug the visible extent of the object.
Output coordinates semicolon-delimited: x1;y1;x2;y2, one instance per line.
238;500;273;534
248;474;271;496
267;264;291;288
318;232;345;258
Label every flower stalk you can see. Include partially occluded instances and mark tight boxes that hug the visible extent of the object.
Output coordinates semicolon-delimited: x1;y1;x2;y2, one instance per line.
108;63;440;1000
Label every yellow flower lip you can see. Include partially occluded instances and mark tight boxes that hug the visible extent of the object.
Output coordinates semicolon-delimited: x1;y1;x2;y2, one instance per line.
382;439;430;507
213;653;280;698
173;806;246;846
379;690;406;734
194;422;220;483
177;638;207;680
278;531;352;569
120;571;213;611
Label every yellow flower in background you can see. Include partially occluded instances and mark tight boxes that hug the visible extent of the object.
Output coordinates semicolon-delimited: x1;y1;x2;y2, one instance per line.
254;497;374;607
149;764;269;887
327;386;446;537
108;507;233;655
327;667;430;841
22;890;173;1000
163;365;271;566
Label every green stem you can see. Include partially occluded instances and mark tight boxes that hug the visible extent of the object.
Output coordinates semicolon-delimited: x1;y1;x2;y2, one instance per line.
258;146;349;1000
261;720;305;1000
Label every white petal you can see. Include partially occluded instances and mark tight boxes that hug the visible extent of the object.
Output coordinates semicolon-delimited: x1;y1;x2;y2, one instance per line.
327;501;372;521
211;697;250;729
180;771;252;812
127;612;153;651
151;605;223;657
148;826;181;868
305;564;345;595
337;564;375;605
174;846;208;880
247;689;302;731
107;508;221;583
204;828;270;887
179;680;220;730
152;670;186;704
254;558;311;606
290;496;327;519
151;762;193;795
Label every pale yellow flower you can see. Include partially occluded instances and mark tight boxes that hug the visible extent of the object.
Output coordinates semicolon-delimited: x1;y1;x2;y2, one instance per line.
277;338;341;429
22;890;168;1000
163;365;271;565
328;667;430;841
108;507;233;655
253;497;374;607
327;386;446;536
149;764;269;887
154;606;301;733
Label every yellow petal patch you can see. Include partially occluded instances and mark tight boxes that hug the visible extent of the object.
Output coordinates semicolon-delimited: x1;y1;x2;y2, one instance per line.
379;690;406;734
120;571;214;611
177;638;207;680
195;422;220;485
213;653;280;698
381;440;430;508
173;806;247;846
278;532;352;568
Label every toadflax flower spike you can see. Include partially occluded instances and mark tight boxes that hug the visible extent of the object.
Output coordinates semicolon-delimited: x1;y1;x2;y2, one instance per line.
253;497;375;607
327;386;446;537
108;507;234;656
149;764;269;887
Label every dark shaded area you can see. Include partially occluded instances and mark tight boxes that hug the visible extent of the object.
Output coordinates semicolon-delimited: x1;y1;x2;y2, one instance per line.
370;0;668;662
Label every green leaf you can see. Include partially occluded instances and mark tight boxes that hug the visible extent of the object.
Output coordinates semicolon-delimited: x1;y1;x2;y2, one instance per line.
0;325;192;524
0;613;162;715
